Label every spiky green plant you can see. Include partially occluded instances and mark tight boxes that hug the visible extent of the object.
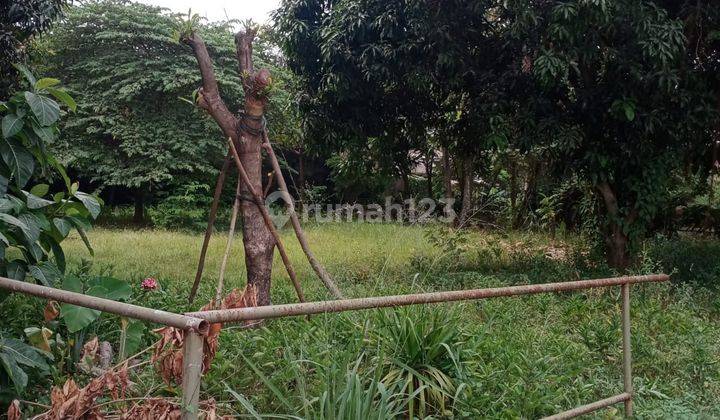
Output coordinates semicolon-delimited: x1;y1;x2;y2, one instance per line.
373;306;468;418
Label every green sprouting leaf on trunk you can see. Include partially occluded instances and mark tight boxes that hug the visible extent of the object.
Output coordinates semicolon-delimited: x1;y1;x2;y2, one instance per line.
0;137;34;188
74;192;101;219
2;113;24;138
46;88;77;112
24;92;60;126
34;78;61;91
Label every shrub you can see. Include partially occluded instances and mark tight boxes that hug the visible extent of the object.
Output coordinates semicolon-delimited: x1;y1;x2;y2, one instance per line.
373;306;469;418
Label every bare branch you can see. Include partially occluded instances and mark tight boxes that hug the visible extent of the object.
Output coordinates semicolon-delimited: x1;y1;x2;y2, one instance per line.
182;32;238;138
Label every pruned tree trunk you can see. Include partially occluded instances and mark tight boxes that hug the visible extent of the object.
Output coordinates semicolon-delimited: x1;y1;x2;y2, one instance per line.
457;157;473;227
597;182;635;270
183;27;276;305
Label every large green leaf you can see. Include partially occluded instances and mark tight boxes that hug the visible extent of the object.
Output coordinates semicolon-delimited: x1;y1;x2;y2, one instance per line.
2;114;24;138
53;217;72;238
29;262;62;286
24;191;54;209
87;276;132;301
0;137;35;188
34;78;60;90
60;276;131;333
60;276;101;333
0;352;28;393
74;192;101;219
24;92;60;126
13;64;36;87
0;338;50;371
0;213;35;243
123;319;146;357
46;88;77;112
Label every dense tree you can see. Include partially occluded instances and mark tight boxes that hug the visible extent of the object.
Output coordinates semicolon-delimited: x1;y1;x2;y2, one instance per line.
513;0;717;267
42;0;301;222
0;0;68;97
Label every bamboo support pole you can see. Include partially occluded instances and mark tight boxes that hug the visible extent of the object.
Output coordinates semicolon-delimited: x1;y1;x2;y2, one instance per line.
227;138;305;303
0;276;208;334
215;178;242;306
622;282;633;417
189;153;232;303
261;129;344;298
541;393;631;420
187;274;668;324
180;330;204;420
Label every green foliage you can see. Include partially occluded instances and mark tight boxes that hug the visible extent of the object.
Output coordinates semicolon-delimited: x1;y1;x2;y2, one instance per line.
0;67;99;286
59;275;132;333
0;337;50;396
373;307;468;418
0;0;68;97
39;0;305;201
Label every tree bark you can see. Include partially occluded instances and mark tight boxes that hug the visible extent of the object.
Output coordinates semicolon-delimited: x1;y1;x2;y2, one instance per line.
133;187;145;224
425;150;434;198
442;147;453;200
457;157;473;227
183;28;276;305
597;182;635;270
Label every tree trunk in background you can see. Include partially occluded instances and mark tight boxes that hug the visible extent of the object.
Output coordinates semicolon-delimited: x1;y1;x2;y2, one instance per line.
509;156;518;227
606;222;630;269
442;147;452;200
297;147;305;196
133;187;145;224
597;182;634;270
457;157;473;227
425;150;433;198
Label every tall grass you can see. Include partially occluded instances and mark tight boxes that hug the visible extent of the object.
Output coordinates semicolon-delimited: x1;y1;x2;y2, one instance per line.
48;223;720;418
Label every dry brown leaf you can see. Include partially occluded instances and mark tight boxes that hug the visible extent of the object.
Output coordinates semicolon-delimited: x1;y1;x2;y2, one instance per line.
43;300;60;322
7;400;21;420
152;285;257;385
122;398;221;420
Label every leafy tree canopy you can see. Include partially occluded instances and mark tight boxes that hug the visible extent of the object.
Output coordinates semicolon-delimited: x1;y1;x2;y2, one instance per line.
40;0;302;202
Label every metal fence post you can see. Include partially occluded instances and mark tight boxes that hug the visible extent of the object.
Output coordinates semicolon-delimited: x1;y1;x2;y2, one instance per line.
181;330;204;420
621;282;633;417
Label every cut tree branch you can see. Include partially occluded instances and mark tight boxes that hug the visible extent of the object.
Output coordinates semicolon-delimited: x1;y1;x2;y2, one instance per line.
183;32;238;139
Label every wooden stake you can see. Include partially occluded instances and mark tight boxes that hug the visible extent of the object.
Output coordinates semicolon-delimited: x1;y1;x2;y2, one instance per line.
215;178;242;306
189;153;232;303
261;129;344;298
227;139;306;303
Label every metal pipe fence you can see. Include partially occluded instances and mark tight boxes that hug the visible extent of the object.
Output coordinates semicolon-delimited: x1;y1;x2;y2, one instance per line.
0;274;669;419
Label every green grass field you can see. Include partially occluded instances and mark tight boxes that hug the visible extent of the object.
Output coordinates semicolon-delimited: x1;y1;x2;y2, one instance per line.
8;223;720;418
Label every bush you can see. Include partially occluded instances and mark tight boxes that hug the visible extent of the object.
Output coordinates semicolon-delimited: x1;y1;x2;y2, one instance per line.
647;236;720;288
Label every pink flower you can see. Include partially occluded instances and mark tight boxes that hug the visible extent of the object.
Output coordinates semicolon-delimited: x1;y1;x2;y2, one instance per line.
141;277;158;291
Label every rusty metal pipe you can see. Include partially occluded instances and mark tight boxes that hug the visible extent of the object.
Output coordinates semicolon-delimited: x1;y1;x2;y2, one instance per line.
0;276;208;334
541;392;631;420
621;282;634;417
187;274;669;324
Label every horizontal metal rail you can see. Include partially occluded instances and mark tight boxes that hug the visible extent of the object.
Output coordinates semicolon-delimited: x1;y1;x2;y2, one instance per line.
541;392;631;420
187;274;668;323
0;276;208;334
